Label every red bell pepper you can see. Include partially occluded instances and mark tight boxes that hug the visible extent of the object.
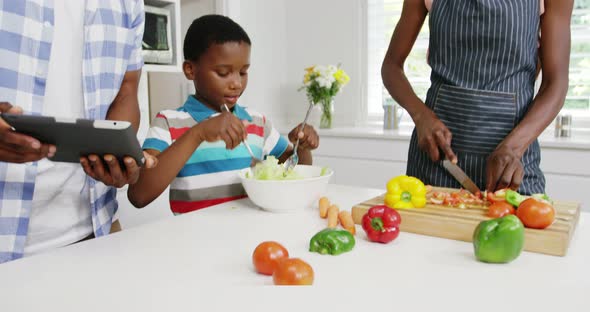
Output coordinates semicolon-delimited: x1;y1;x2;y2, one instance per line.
361;205;402;244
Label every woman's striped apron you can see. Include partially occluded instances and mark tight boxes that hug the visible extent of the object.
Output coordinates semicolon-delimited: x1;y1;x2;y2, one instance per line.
406;0;545;195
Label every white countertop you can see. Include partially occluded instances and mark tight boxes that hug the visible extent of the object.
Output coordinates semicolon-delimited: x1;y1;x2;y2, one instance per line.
1;184;588;311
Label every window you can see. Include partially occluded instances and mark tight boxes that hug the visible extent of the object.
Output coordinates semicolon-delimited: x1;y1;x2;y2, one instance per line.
366;0;428;127
567;1;590;119
367;0;590;131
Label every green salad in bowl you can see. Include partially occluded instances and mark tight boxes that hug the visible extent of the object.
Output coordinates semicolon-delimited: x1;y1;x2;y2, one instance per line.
245;156;302;180
239;156;333;212
245;156;330;181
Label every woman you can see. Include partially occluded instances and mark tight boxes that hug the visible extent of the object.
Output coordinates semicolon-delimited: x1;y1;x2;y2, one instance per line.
382;0;573;194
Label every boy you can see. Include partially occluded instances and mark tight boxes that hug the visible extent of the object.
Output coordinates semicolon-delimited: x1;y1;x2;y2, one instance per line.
128;15;319;214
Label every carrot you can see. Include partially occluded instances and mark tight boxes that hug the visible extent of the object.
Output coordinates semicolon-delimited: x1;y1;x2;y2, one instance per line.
327;204;340;228
338;211;356;235
319;197;330;218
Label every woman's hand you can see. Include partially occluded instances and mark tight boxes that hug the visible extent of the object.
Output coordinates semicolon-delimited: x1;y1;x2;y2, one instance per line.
485;145;524;192
288;124;319;150
414;108;457;163
195;111;247;149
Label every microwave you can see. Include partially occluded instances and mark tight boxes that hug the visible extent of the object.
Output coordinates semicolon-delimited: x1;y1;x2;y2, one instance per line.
142;5;173;65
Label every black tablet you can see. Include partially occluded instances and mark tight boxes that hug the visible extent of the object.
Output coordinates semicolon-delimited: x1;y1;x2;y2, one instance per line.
2;114;145;166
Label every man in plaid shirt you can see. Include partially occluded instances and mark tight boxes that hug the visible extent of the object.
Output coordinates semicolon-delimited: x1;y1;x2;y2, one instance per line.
0;0;157;263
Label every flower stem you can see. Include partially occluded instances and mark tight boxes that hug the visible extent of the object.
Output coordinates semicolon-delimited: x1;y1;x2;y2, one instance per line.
320;98;333;129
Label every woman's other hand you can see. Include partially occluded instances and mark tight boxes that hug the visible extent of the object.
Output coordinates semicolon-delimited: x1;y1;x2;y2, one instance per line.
414;108;457;163
485;145;524;192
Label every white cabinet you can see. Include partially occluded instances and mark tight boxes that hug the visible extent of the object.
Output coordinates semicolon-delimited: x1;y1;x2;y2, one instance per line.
539;144;590;210
311;131;410;190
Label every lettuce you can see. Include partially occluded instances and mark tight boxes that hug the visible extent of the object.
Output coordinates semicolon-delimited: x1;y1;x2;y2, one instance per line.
250;156;302;180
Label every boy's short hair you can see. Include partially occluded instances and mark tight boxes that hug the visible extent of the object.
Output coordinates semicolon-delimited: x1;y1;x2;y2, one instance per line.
183;14;251;62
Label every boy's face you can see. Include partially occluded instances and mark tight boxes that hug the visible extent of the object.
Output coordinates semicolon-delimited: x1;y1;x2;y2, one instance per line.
183;41;251;111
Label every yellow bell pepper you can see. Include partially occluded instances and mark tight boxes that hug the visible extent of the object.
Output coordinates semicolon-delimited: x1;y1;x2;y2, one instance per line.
384;175;427;209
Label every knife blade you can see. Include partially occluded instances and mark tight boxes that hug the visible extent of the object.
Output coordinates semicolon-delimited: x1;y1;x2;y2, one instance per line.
442;159;481;194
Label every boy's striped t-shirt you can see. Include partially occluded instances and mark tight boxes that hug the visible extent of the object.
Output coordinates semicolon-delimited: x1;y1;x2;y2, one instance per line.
142;96;289;214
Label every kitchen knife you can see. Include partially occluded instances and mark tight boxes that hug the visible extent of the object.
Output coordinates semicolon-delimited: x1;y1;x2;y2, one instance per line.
442;159;481;194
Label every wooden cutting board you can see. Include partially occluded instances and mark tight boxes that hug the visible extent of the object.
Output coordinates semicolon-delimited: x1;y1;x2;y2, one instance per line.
351;188;581;256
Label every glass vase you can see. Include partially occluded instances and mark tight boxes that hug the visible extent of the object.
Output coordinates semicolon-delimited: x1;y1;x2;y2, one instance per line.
308;103;322;129
319;98;334;129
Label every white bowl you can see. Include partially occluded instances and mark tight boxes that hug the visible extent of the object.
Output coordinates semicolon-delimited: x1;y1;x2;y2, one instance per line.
238;165;333;213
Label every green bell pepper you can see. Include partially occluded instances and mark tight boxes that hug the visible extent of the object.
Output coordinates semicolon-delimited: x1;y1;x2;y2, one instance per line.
506;190;553;207
505;190;527;207
309;228;355;255
473;215;524;263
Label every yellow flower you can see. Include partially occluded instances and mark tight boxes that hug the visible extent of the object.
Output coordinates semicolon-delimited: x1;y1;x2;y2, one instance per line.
304;66;316;84
300;64;349;99
334;69;350;86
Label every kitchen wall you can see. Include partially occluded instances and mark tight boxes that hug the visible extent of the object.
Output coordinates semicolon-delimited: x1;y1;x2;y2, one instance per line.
235;0;289;122
148;0;364;128
282;0;364;128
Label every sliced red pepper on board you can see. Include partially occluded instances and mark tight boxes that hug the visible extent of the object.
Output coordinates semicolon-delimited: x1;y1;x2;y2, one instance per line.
486;188;508;204
474;191;483;200
443;196;460;206
426;186;485;207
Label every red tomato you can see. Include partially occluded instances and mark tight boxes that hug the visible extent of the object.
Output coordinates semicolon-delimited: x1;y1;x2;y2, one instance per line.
252;241;289;275
272;258;314;286
487;201;515;218
516;198;555;229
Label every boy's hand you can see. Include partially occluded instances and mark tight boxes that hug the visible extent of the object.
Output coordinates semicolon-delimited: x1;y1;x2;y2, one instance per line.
0;102;56;163
288;124;319;150
80;151;158;188
195;111;247;149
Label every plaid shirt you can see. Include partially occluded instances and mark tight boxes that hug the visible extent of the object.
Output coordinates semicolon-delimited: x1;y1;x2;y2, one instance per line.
0;0;144;263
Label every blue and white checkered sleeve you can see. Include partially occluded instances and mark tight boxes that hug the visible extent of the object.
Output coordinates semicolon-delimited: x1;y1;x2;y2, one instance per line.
127;0;145;71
